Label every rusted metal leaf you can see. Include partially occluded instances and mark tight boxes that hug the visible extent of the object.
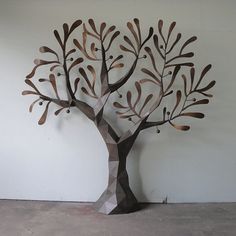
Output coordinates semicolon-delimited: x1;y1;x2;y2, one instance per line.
180;112;204;119
166;33;181;54
153;34;164;59
54;30;64;49
167;21;176;42
69;20;82;34
127;22;139;47
88;19;99;35
113;102;128;109
73;77;80;94
171;90;182;117
106;31;120;51
29;98;41;112
103;25;116;41
139;94;153;115
38;101;51;125
195;64;212;89
68;57;84;72
180;36;197;54
170;121;190;131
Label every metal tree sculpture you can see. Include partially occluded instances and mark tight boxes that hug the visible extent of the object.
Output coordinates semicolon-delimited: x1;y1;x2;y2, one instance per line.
22;19;215;215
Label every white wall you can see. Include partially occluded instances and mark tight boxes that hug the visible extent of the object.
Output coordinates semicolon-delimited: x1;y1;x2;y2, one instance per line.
0;0;236;203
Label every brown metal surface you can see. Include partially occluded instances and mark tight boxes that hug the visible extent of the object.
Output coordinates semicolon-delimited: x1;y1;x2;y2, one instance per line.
22;19;215;215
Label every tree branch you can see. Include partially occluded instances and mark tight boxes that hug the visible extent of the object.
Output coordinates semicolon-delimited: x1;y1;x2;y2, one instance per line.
109;57;138;93
141;119;168;130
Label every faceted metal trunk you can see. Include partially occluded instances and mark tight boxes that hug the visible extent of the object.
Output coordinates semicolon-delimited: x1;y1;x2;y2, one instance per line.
94;146;139;214
93;115;140;214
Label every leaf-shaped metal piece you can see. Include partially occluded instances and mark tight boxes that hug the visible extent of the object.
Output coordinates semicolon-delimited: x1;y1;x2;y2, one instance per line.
126;91;133;109
26;59;59;79
106;31;120;51
134;82;141;108
25;79;41;94
68;57;84;72
166;33;181;55
167;22;176;43
79;67;92;90
139;94;153;115
116;110;129;115
153;34;164;59
180;36;197;54
119;114;136;119
113;102;128;109
100;22;106;38
171;64;181;83
170;121;190;131
29;98;41;112
180;112;205;119
54;107;65;116
165;62;194;69
87;65;96;89
190;67;195;91
139;78;159;85
110;63;124;70
50;64;61;72
195;64;212;89
69;20;82;34
141;27;153;48
198;92;213;98
38;101;51;125
83;23;100;40
22;90;39;96
181;74;188;96
158;19;166;45
54;30;64;49
38;78;50;83
63;23;69;41
144;47;161;76
73;39;85;54
141;68;161;84
163;107;167;120
103;25;116;41
81;87;96;98
88;19;99;35
120;45;135;55
73;77;80;94
49;74;60;99
166;52;194;64
66;49;76;59
134;18;141;44
90;43;97;59
39;46;59;60
110;55;123;66
198;80;216;93
124;35;137;54
171;90;182;117
82;31;87;52
183;99;209;111
127;21;140;47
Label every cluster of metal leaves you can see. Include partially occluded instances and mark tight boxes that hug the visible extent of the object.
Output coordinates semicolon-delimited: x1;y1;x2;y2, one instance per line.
120;18;153;56
22;20;97;124
73;19;121;61
22;18;215;132
114;20;215;131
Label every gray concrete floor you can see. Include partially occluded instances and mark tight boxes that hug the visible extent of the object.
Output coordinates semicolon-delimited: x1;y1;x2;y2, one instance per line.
0;200;236;236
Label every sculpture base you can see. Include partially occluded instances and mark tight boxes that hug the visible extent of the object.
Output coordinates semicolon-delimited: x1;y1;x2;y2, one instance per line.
94;188;139;215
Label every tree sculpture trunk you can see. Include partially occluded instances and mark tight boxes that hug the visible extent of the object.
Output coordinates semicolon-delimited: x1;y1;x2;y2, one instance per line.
94;145;138;214
93;115;140;214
